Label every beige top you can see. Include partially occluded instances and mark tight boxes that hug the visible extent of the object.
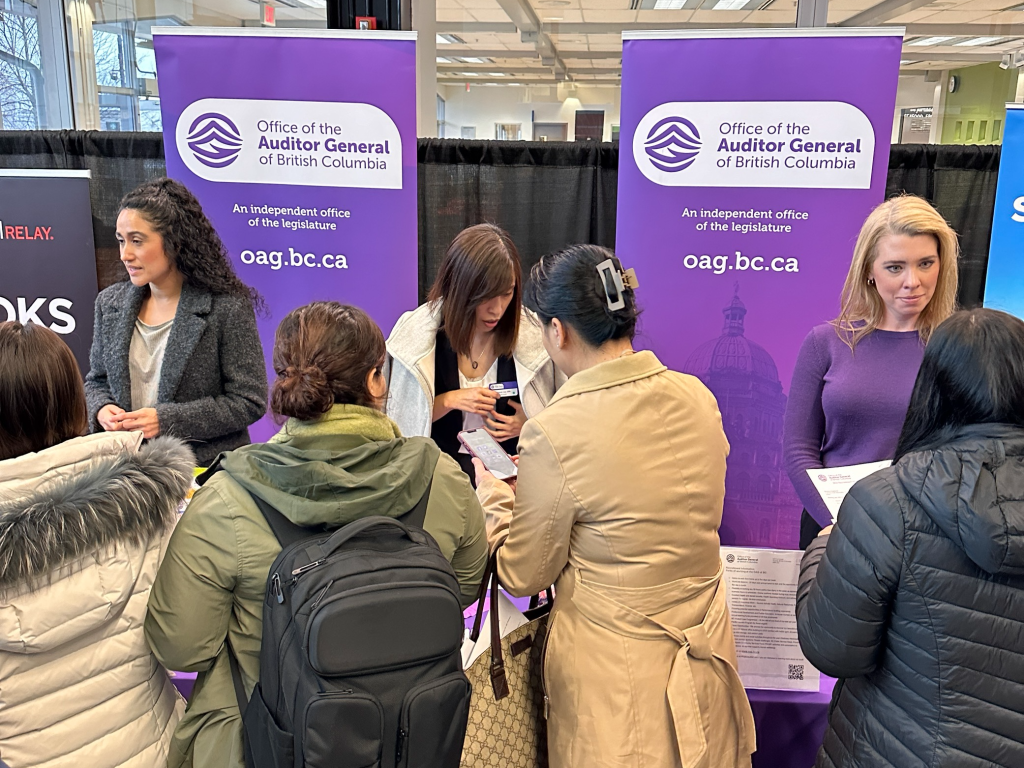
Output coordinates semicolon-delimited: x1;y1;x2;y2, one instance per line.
129;318;174;409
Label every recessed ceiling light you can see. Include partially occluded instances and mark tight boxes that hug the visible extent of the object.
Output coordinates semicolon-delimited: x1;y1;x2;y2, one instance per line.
460;57;487;63
909;36;954;46
488;72;505;76
436;34;464;44
436;57;450;63
653;0;686;7
537;0;571;5
955;36;1003;46
712;0;749;9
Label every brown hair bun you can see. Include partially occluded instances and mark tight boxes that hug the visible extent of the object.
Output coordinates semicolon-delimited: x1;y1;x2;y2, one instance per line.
270;302;386;422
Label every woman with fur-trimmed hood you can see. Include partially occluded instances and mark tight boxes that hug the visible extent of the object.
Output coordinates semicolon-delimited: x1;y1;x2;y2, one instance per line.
0;321;194;768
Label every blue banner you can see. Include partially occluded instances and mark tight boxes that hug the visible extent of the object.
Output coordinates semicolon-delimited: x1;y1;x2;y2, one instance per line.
984;104;1024;317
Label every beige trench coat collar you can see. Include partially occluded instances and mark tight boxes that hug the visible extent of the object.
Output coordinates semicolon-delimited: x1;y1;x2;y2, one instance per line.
548;350;666;407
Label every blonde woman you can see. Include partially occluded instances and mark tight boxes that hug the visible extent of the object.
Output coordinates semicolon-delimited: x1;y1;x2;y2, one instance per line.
783;195;959;547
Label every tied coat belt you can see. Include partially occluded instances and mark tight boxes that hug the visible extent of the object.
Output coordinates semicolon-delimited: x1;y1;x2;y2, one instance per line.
570;567;756;768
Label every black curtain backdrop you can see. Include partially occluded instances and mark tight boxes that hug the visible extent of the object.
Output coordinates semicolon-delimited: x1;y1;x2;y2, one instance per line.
0;133;999;308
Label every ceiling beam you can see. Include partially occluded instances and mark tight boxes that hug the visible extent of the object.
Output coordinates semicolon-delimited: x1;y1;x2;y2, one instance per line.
902;23;1024;36
435;22;519;33
900;49;1012;62
839;0;933;27
439;63;618;74
439;49;621;59
540;21;791;34
439;77;621;85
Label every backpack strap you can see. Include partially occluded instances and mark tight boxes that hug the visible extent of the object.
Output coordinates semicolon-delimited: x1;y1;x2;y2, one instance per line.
227;642;248;717
248;493;310;549
397;478;432;529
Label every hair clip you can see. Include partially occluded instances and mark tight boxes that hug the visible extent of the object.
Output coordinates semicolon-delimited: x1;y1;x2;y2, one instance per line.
596;259;639;310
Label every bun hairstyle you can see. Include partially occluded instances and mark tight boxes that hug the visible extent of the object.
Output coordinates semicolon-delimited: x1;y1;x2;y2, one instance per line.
523;244;640;347
270;302;386;422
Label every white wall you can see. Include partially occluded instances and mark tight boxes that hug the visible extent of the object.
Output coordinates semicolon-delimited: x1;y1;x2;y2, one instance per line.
439;84;621;141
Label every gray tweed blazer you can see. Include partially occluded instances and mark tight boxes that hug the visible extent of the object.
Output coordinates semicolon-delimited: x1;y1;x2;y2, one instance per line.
85;281;268;467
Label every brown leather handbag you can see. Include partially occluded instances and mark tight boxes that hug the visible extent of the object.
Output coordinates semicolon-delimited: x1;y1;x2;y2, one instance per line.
461;552;552;768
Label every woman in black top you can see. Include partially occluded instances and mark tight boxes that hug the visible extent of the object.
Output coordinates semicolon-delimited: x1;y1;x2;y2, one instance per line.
385;224;559;478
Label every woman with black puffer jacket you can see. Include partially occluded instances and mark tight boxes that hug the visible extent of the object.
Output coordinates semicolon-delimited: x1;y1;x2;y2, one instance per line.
796;307;1024;768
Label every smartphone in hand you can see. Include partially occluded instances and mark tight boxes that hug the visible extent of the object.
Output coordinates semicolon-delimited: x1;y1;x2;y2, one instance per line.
457;428;518;481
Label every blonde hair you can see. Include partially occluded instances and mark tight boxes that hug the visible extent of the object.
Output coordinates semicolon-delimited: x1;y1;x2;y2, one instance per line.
834;195;959;349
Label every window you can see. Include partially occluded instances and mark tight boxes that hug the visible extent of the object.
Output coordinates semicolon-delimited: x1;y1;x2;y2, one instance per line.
495;123;521;141
0;0;68;129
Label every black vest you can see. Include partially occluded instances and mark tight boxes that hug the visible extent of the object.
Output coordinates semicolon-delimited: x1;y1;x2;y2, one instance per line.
431;329;520;479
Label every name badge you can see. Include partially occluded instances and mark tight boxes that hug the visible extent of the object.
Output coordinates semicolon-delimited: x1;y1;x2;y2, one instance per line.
490;381;519;398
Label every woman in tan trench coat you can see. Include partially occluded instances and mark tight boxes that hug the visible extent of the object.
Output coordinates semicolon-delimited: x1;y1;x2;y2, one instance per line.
474;245;756;768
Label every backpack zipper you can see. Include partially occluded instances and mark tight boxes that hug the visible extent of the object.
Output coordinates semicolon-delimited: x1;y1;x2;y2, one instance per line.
310;580;335;610
291;558;326;577
270;573;284;604
396;728;407;764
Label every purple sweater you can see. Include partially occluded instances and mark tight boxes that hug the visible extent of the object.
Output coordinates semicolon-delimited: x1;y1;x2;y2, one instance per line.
783;323;925;526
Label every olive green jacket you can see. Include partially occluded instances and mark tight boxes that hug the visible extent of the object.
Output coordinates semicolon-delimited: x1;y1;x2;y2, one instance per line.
145;405;487;768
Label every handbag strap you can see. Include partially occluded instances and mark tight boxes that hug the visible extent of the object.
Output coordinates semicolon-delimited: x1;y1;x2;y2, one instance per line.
488;555;511;700
469;552;496;643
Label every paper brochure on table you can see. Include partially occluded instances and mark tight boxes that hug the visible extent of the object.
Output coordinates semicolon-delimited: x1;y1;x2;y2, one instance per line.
461;588;529;670
807;460;891;523
721;547;820;692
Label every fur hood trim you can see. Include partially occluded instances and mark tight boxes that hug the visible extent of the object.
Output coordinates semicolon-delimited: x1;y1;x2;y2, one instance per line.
0;436;195;591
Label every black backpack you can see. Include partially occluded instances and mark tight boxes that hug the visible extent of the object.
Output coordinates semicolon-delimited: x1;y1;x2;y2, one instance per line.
225;479;472;768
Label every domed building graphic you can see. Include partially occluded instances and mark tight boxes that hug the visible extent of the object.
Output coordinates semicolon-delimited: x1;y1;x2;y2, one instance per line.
682;285;801;549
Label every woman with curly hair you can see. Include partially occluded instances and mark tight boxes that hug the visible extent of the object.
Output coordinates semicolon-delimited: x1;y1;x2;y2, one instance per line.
85;178;268;466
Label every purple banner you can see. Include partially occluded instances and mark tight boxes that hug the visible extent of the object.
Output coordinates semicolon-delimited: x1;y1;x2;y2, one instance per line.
616;30;902;549
154;28;417;440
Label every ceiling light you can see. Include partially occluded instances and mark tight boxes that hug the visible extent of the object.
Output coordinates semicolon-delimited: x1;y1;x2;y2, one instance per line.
285;0;327;7
488;72;505;76
712;0;750;9
653;0;686;8
437;34;464;44
909;36;954;46
900;59;911;64
537;0;571;5
459;57;486;63
437;57;450;63
955;36;1003;46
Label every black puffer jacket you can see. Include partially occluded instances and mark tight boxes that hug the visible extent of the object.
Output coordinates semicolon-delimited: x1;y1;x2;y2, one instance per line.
796;424;1024;768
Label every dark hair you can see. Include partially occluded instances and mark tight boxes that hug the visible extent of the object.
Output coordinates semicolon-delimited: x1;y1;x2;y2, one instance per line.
270;302;386;422
523;244;640;347
895;308;1024;460
119;178;264;313
0;322;87;461
427;224;521;358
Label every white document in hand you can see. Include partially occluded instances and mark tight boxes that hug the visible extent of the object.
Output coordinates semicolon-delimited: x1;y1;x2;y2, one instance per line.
807;460;891;523
461;588;530;670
